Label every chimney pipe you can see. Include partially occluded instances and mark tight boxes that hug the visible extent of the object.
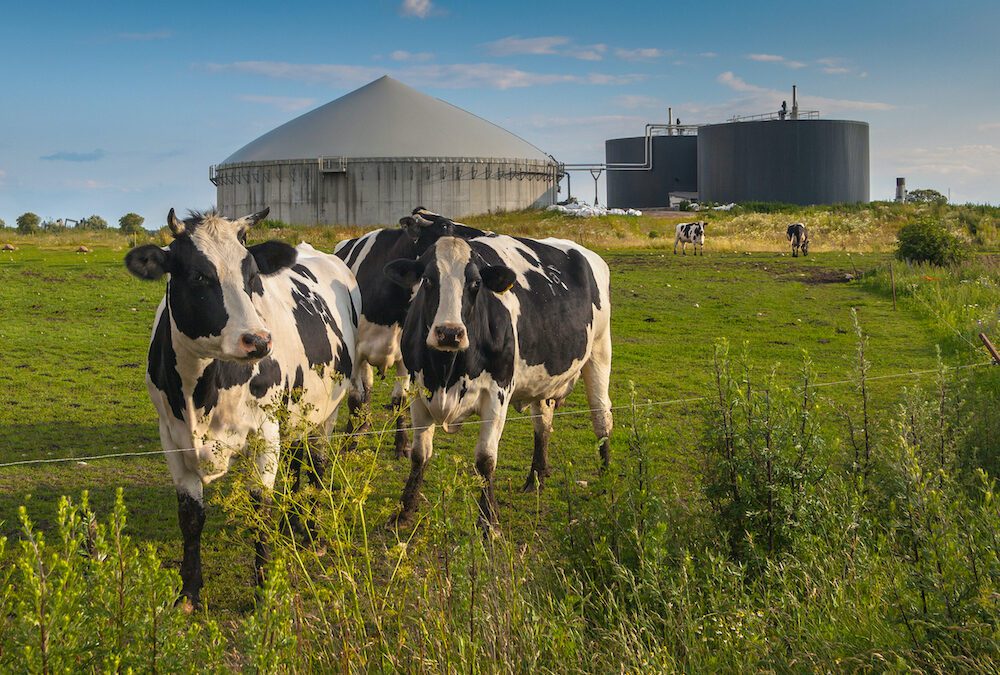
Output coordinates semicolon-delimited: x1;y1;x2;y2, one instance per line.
791;85;798;120
668;107;673;135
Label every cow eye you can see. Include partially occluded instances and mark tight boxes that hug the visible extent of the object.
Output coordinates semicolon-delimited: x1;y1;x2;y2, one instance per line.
469;279;481;290
421;276;434;289
192;272;210;285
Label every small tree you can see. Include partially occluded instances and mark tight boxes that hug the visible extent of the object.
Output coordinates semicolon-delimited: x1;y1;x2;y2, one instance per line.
896;220;966;266
906;188;947;205
0;218;6;229
42;219;67;232
78;215;108;230
118;213;145;235
16;212;41;234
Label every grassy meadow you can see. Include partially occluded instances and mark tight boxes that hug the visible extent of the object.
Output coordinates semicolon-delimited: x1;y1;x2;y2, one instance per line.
0;205;998;671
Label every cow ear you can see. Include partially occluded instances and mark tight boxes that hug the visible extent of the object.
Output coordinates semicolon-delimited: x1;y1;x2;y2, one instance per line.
384;259;425;288
249;241;297;275
399;216;425;242
125;244;171;281
481;265;516;293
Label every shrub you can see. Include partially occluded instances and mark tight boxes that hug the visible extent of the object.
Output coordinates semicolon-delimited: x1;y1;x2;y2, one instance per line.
78;214;108;230
42;219;67;232
896;220;967;266
16;212;40;234
118;212;145;235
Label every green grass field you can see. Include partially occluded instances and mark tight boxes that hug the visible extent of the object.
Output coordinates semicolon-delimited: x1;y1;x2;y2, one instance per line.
0;239;973;604
0;217;1000;670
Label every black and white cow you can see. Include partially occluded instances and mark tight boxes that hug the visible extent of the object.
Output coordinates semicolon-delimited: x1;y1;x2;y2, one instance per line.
334;208;487;457
125;208;359;607
787;222;809;257
384;234;613;528
674;221;706;255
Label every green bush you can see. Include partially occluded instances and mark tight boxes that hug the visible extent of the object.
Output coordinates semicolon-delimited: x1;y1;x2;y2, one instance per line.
16;212;40;234
78;215;108;230
896;220;967;266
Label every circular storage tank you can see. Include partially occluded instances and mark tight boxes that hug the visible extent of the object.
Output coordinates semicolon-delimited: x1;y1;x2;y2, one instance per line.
697;119;869;205
213;76;559;226
605;135;698;208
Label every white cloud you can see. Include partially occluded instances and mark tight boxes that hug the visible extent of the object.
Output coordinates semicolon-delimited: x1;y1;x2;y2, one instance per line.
823;67;851;75
615;47;664;61
484;36;607;61
523;113;644;130
895;144;1000;177
237;95;317;112
716;71;893;113
485;36;569;56
699;52;718;58
614;94;662;109
746;53;807;69
207;60;642;90
400;0;433;18
977;122;1000;131
390;50;434;62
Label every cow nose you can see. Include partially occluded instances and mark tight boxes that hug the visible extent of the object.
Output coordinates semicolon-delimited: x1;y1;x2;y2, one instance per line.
434;325;465;348
240;331;272;357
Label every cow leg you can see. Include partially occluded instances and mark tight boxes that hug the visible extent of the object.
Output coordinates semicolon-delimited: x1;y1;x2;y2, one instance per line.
393;397;435;527
252;428;280;588
673;238;679;255
523;398;555;492
165;449;206;609
345;361;373;449
582;329;614;470
475;396;509;531
392;370;412;459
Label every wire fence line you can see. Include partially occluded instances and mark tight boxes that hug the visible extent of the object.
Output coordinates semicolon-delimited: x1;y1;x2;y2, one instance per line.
0;361;993;471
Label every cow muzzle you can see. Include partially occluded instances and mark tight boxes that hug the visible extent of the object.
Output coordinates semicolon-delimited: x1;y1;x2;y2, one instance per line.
239;331;272;359
429;324;467;351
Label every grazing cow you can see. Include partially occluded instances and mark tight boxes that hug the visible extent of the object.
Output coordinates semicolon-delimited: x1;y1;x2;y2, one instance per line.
787;222;809;257
334;208;487;457
674;221;706;255
384;234;613;528
125;208;359;608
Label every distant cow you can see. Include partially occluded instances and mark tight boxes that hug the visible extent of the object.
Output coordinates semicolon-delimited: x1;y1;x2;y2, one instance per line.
125;208;359;608
674;221;706;255
333;208;487;457
787;223;809;257
384;234;613;529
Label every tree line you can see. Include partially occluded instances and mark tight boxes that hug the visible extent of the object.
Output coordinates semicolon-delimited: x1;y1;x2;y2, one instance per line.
5;212;145;234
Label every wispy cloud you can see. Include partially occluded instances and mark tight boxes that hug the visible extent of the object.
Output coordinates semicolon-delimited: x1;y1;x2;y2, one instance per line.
523;113;644;130
614;94;663;109
699;51;718;58
40;149;105;162
206;60;643;90
894;144;1000;177
118;29;172;41
485;36;569;56
715;71;893;115
400;0;434;18
746;53;806;69
390;50;434;62
615;47;664;61
816;57;854;75
238;94;317;112
484;36;607;61
978;122;1000;131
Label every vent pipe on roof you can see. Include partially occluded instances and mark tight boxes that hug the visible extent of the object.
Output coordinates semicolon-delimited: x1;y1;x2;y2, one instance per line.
668;107;673;135
791;85;799;120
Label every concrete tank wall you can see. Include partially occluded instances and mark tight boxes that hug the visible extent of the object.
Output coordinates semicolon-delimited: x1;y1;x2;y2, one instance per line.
214;157;558;226
605;135;698;208
697;120;869;205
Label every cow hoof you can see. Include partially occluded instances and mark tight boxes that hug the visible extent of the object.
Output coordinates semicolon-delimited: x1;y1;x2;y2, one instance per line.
521;477;542;493
388;509;415;530
395;444;412;460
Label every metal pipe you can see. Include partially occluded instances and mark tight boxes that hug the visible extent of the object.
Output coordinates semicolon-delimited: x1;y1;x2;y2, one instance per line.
791;85;798;120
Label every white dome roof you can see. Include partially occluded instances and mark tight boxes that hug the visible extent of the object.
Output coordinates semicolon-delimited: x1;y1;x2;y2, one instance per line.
221;76;553;164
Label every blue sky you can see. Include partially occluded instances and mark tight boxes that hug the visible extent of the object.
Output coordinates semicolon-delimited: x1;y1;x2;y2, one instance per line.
2;0;998;225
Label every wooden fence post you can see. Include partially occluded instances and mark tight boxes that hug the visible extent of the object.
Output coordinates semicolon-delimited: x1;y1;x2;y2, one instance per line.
980;333;1000;366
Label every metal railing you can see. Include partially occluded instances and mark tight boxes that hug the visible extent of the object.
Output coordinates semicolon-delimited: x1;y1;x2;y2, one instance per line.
727;110;820;122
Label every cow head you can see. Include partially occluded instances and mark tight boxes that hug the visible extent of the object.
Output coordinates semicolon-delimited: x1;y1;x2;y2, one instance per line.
398;207;486;248
125;208;297;361
693;221;706;244
384;237;514;352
